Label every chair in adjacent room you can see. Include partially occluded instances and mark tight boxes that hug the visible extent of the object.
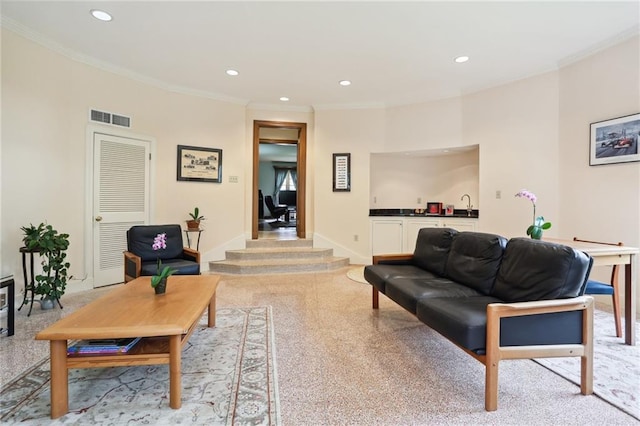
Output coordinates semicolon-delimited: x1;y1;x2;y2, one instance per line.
264;195;288;222
124;224;201;283
573;237;623;337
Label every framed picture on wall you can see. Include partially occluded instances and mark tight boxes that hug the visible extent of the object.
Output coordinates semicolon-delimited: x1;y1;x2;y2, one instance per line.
332;153;351;192
177;145;223;182
445;204;455;216
589;113;640;166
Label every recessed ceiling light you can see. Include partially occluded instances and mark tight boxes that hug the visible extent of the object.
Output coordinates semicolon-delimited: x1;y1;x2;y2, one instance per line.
226;69;239;76
339;80;351;86
280;97;290;102
454;56;469;63
90;9;112;22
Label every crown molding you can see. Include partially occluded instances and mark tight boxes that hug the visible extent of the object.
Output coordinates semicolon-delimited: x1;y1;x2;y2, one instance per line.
558;24;640;68
312;101;386;111
1;17;250;106
246;102;314;113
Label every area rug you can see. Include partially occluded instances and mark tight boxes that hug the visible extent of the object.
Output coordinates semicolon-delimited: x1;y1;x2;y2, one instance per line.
0;306;280;425
346;266;367;284
535;309;640;420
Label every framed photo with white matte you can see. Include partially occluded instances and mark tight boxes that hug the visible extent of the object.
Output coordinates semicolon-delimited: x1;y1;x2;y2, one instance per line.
589;113;640;166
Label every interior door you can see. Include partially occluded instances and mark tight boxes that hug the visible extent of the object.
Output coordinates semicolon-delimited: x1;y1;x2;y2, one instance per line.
93;133;150;287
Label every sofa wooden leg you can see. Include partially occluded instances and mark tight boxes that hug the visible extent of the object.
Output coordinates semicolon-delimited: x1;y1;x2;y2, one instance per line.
485;360;499;411
581;299;594;395
372;287;379;309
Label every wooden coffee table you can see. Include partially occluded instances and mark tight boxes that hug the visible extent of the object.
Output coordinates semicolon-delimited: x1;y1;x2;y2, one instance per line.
35;275;219;419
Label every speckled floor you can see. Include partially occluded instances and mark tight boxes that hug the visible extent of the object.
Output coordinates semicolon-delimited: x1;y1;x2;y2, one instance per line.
1;268;637;425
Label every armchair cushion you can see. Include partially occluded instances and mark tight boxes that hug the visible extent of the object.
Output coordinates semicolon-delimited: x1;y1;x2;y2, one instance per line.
128;225;185;261
124;224;200;282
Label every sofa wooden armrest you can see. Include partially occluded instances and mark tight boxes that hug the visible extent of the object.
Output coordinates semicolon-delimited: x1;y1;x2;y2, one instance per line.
372;253;413;264
482;295;594;411
183;247;200;264
123;251;141;283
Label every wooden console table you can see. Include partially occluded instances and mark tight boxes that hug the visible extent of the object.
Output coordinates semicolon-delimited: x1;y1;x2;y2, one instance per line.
546;238;638;345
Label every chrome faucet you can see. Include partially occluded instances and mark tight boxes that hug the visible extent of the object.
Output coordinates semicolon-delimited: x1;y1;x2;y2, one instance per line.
461;194;473;217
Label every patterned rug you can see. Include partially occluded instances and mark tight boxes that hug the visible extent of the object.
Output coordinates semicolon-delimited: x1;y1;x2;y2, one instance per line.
0;306;280;425
535;309;640;420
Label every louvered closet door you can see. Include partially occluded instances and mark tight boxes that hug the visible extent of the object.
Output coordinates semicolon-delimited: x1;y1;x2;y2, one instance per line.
93;133;150;287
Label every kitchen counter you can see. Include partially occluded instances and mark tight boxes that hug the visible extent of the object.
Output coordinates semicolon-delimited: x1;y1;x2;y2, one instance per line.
369;208;479;218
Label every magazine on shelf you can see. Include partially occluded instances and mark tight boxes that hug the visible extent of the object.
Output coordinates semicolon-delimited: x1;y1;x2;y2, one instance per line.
67;337;142;355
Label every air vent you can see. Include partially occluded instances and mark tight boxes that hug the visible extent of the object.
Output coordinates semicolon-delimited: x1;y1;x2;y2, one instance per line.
90;109;132;128
91;109;111;124
111;114;131;128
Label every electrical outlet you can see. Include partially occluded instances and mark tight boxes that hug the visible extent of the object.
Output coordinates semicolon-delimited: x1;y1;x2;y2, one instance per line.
417;197;422;204
373;196;377;204
496;190;501;199
354;234;359;242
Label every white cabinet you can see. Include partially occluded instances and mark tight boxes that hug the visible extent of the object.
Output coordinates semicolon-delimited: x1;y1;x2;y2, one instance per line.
371;219;404;255
405;219;440;252
371;216;478;254
440;218;477;232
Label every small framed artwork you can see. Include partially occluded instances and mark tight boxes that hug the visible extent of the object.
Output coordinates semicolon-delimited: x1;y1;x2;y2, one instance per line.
445;204;455;216
589;113;640;166
426;202;442;215
332;153;351;192
177;145;222;183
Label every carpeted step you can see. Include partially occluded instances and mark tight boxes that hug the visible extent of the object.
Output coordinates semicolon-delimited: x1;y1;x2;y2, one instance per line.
209;238;350;275
208;256;350;274
225;247;334;261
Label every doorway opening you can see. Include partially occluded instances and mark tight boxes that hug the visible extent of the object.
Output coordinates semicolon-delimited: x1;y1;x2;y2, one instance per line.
252;120;307;239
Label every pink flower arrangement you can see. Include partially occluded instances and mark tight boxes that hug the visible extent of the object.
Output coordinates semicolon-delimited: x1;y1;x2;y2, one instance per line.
151;233;176;288
515;189;551;240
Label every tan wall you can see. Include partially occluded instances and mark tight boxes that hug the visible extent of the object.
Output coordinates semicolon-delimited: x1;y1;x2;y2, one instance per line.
558;35;640;309
2;27;638;304
1;29;245;289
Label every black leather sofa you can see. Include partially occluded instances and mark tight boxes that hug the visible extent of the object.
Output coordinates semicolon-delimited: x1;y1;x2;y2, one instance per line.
123;224;201;283
364;228;595;411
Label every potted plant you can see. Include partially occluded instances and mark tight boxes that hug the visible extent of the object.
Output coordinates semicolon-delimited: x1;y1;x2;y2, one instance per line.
20;223;71;306
186;207;205;230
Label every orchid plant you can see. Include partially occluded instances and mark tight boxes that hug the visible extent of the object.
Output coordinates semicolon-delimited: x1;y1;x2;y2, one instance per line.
515;189;551;240
151;233;177;288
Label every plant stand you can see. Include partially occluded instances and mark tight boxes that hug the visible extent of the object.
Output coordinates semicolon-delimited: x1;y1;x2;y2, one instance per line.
18;247;63;316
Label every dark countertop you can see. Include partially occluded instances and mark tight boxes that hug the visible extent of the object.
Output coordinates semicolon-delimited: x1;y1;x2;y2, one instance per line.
369;208;479;218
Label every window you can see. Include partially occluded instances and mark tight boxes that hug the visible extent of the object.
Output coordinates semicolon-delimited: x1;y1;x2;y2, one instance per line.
279;170;296;191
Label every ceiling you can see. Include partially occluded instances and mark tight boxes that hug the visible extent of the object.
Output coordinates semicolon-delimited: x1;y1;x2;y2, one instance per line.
1;1;638;110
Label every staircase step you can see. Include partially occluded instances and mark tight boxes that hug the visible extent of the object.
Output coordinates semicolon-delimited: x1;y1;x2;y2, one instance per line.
225;247;333;261
209;238;350;275
208;256;350;275
246;239;313;249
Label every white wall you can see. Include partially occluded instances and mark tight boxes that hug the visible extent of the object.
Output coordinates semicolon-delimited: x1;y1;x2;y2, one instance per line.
1;29;246;291
462;71;561;238
313;108;386;263
2;27;638;308
558;35;640;309
370;149;479;210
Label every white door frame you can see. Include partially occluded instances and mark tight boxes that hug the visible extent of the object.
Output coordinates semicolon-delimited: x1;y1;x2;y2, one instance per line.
85;124;156;288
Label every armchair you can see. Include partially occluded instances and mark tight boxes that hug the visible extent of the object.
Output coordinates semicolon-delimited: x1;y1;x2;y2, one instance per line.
123;224;200;283
264;195;288;222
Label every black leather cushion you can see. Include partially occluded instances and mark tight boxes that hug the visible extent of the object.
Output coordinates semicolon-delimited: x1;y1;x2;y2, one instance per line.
491;238;593;302
412;228;458;276
128;224;184;261
416;296;501;352
141;259;200;276
364;263;429;294
444;232;507;295
386;277;482;314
